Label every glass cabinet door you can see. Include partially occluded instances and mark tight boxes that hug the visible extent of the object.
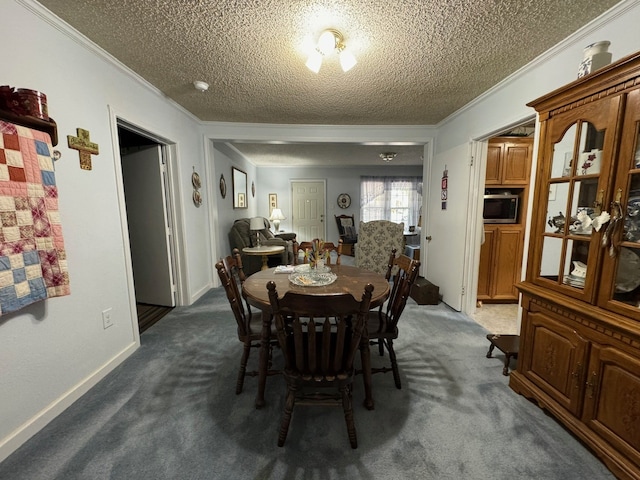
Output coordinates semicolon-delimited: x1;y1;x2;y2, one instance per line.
599;89;640;319
534;97;617;302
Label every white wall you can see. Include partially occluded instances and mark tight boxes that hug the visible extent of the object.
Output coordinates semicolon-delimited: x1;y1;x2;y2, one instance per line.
0;0;213;461
431;0;640;310
211;142;258;263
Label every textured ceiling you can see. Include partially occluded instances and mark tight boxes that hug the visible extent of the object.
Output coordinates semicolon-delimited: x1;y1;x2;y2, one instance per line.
36;0;618;166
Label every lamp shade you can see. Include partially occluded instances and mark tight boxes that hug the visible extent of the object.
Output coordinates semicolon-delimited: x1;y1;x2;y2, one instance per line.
269;208;285;221
249;217;264;231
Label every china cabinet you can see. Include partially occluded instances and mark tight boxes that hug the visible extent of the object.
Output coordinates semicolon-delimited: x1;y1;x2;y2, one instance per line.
510;50;640;480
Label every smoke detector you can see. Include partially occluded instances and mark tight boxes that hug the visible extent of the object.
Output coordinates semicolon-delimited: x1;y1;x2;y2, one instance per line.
193;80;209;92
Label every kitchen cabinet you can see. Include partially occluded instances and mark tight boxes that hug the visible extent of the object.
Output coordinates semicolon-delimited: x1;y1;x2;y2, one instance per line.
478;136;531;303
511;50;640;480
477;225;524;302
485;137;533;185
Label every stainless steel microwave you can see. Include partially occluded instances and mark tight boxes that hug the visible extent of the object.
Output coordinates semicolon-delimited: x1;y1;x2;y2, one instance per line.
483;194;519;223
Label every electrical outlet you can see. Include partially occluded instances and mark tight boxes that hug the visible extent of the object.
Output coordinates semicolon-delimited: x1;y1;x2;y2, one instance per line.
102;308;114;329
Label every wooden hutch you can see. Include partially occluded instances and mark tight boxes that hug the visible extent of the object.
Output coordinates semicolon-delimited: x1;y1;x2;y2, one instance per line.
510;50;640;479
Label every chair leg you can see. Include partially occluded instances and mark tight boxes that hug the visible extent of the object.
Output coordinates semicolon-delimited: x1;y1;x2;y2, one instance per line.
236;341;252;394
359;339;374;410
341;384;358;449
278;386;296;447
386;339;402;390
378;339;384;356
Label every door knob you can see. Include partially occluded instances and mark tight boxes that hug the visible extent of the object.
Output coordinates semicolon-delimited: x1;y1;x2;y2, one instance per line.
426;236;432;241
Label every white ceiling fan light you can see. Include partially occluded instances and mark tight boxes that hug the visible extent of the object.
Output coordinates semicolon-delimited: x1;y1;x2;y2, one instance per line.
380;152;397;163
306;29;356;73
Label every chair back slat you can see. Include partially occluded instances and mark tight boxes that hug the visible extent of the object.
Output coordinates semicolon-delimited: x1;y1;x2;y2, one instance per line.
267;282;373;379
215;260;249;338
382;253;421;330
333;320;347;372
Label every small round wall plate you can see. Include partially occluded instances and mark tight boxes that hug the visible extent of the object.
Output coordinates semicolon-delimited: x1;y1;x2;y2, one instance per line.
337;193;351;209
252;181;256;197
219;174;227;198
192;171;202;189
193;190;203;207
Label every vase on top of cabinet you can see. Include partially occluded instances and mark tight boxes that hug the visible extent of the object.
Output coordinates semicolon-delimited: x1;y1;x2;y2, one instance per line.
510;50;640;480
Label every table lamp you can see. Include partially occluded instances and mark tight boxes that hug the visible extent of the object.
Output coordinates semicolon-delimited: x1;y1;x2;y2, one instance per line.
250;217;264;247
269;208;285;232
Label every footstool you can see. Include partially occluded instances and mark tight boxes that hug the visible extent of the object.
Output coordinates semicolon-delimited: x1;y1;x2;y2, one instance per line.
486;334;519;376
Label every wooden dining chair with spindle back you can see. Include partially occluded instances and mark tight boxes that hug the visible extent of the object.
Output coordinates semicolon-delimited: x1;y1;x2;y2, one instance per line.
216;251;279;395
266;280;374;449
362;249;420;389
294;238;343;265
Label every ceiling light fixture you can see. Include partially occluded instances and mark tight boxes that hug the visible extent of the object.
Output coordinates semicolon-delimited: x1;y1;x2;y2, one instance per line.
306;29;357;74
380;152;397;163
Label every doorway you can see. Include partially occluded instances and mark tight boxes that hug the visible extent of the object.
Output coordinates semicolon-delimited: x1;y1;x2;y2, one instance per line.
118;125;176;332
291;180;326;242
472;121;535;334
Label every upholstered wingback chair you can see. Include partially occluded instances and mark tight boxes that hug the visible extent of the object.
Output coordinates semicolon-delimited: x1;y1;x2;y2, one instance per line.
355;220;405;276
228;217;296;276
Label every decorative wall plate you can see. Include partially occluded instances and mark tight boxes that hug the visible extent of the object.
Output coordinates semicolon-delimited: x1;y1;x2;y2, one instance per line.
191;171;201;189
337;193;351;209
251;181;255;197
219;174;227;198
192;190;203;207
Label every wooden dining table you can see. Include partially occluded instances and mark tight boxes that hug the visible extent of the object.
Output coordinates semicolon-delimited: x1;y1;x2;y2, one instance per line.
242;264;390;410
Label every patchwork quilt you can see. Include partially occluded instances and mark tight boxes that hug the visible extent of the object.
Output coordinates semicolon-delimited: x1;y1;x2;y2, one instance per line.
0;120;69;316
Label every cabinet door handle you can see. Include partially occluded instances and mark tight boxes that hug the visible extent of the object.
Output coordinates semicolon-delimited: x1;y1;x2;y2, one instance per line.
571;362;583;389
585;372;598;399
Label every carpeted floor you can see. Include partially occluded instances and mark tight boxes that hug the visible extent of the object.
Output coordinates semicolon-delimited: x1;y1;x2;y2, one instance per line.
0;288;614;480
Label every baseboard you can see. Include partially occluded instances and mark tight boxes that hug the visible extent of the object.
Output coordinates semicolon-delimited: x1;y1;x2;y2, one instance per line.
0;341;139;463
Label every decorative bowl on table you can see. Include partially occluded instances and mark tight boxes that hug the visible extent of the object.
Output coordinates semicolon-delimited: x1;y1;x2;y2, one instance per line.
288;272;337;287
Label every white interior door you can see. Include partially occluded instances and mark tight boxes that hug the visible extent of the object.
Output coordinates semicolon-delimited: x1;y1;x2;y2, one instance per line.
291;180;326;242
425;144;473;311
122;145;175;306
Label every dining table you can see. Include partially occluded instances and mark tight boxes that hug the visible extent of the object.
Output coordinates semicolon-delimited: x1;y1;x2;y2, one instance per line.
242;264;390;410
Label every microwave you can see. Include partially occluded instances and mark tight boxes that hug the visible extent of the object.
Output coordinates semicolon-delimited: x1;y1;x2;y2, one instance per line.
483;194;519;223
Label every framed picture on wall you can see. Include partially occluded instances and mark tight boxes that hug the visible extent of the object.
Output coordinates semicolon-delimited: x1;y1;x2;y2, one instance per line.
269;193;277;215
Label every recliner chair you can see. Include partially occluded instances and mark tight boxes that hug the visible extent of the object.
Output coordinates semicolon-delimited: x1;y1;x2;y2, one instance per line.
228;217;296;276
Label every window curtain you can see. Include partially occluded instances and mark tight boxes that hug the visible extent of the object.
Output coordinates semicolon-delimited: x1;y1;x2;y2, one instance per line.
360;176;422;226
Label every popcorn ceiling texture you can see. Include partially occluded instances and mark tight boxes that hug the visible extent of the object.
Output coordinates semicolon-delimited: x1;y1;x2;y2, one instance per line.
38;0;618;125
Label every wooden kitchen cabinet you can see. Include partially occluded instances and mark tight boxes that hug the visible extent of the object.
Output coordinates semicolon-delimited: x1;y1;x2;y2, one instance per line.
485;137;533;185
477;225;523;302
511;50;640;480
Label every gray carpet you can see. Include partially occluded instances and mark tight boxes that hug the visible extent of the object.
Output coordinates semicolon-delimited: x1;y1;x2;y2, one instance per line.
0;288;614;479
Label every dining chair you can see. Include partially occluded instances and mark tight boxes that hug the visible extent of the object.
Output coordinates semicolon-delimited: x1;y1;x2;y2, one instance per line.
294;238;343;265
364;250;420;389
266;280;374;449
216;253;279;395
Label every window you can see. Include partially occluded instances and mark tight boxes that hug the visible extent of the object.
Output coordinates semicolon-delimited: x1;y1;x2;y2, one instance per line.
360;176;422;227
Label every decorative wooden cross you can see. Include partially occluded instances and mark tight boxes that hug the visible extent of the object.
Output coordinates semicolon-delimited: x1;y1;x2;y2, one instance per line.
67;128;99;170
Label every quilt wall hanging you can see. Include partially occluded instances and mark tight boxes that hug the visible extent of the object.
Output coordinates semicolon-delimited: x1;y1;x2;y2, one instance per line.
0;120;70;316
